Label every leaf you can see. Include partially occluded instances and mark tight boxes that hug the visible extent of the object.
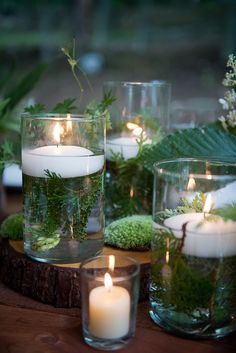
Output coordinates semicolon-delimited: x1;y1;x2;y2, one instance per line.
141;126;236;173
213;203;236;221
0;98;11;116
52;98;77;114
4;63;46;112
24;103;46;115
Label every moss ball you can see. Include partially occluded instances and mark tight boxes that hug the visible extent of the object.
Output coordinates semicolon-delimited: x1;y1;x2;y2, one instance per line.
0;213;23;240
105;215;152;251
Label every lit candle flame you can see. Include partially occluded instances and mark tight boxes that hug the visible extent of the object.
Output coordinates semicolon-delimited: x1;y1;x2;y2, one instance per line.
166;238;170;264
166;251;169;264
206;171;212;180
187;176;196;191
66;113;72;132
109;255;115;272
104;272;113;291
126;122;143;137
130;186;134;198
203;194;212;213
53;122;61;145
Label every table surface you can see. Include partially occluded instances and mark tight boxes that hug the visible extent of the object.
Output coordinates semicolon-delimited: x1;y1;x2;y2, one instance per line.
0;190;236;353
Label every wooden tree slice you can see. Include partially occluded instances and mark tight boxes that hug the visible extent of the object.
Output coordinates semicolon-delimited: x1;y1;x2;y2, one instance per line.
0;239;150;308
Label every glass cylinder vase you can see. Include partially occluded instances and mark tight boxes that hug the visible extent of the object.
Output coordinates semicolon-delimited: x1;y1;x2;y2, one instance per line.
104;81;171;224
21;113;105;263
150;158;236;339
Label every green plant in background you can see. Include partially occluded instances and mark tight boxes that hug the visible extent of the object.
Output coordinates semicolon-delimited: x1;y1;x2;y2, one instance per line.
0;212;23;240
0;62;46;177
218;54;236;135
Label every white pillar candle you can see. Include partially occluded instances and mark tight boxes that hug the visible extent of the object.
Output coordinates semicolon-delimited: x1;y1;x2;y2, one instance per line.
163;213;236;258
89;273;130;339
22;145;104;178
106;136;152;161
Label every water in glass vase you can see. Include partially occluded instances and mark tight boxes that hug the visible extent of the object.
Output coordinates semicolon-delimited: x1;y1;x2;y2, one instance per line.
149;228;236;339
23;155;104;264
105;159;152;224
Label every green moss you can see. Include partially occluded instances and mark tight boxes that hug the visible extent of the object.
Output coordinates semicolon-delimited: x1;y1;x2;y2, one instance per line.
105;215;152;250
0;213;23;240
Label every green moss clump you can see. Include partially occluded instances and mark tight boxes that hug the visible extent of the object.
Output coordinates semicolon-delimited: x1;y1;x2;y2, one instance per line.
105;215;152;250
0;213;23;240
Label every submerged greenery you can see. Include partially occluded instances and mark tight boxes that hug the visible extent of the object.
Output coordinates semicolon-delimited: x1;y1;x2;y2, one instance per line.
24;169;103;251
151;227;236;321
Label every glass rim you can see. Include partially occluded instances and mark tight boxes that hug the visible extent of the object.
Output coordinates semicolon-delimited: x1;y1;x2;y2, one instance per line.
21;112;106;122
154;157;236;171
107;138;140;148
103;80;171;88
155;222;236;235
80;254;141;280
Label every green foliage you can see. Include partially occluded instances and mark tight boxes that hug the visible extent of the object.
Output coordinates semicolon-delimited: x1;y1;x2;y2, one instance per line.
3;64;46;114
24;169;103;251
53;98;78;114
85;90;116;130
141;125;236;173
61;39;93;101
105;215;152;250
155;192;207;224
24;103;46;115
0;213;23;240
106;156;153;222
150;229;235;322
0;140;19;176
213;203;236;221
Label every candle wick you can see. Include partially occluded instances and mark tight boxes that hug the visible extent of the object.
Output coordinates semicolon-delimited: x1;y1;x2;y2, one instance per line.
179;221;188;253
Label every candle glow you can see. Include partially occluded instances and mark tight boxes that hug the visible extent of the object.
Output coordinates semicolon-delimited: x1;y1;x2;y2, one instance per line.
109;255;115;272
53;122;61;145
203;194;212;213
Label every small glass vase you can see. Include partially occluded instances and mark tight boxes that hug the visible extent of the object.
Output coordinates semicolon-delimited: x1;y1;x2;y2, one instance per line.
21;113;105;263
104;80;171;224
80;255;140;350
150;158;236;339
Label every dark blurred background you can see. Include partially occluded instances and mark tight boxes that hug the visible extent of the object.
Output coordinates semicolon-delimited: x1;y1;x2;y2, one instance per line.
0;0;236;113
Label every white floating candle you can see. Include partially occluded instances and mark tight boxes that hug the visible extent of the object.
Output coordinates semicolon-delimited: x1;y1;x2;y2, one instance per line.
163;194;236;258
185;218;236;258
106;136;152;160
164;213;236;257
89;273;130;339
22;145;104;178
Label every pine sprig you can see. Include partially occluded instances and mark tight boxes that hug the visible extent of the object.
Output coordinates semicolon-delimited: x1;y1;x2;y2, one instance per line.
52;98;78;114
212;203;236;221
24;103;46;115
24;168;103;251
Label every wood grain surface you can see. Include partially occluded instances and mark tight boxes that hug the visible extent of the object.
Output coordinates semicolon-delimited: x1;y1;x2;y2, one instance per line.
0;282;235;353
0;239;150;307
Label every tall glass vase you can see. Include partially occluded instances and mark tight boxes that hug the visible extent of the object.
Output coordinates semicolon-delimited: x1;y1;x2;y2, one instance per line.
104;81;171;224
21;113;105;263
150;158;236;339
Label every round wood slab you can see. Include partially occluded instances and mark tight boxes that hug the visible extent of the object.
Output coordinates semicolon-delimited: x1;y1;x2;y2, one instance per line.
0;239;150;308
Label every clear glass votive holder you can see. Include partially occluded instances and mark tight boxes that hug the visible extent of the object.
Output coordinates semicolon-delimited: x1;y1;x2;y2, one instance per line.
80;255;140;350
150;158;236;339
21;113;105;264
104;80;171;223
